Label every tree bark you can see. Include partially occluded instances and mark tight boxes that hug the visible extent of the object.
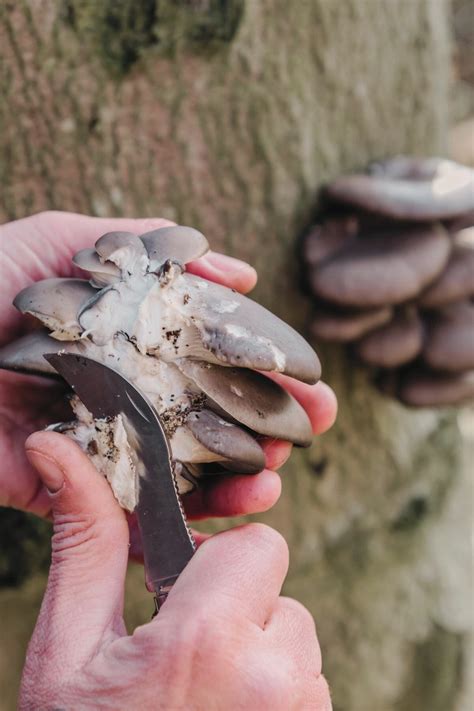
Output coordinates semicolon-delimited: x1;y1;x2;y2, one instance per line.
0;1;471;709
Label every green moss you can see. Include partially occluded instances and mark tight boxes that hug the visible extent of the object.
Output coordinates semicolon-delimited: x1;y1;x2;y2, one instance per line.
62;0;244;75
62;0;157;75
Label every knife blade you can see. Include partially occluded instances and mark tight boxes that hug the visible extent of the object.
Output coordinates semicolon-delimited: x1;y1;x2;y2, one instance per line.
44;352;196;612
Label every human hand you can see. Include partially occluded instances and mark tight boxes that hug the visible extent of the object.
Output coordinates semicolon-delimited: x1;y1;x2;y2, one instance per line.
0;211;337;522
21;431;331;710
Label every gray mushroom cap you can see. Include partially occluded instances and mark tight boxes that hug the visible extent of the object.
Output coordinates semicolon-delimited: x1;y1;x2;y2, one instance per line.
368;156;445;180
355;308;424;368
186;409;265;474
418;230;474;308
326;158;474;221
95;231;148;273
141;226;209;271
180;274;321;383
0;330;62;375
422;302;474;372
311;305;393;342
73;248;121;287
309;223;451;308
0;330;90;376
176;359;313;446
13;278;97;340
396;368;474;407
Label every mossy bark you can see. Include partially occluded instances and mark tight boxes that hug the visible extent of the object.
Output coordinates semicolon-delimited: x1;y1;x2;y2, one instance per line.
0;1;472;709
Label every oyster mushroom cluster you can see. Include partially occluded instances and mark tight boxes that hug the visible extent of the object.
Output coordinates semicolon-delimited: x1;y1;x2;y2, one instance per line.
302;157;474;408
1;227;321;510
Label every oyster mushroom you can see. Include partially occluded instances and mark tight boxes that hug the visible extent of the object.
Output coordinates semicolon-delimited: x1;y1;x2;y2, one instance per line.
0;329;82;376
13;278;97;340
311;305;393;342
185;410;265;474
73;248;121;287
422;301;474;372
326;157;474;221
354;307;424;368
141;226;209;271
175;359;313;446
302;216;359;266
300;156;474;410
1;226;320;508
418;229;474;308
309;223;451;308
385;367;474;408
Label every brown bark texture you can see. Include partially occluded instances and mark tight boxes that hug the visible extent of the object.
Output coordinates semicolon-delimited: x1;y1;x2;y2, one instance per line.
0;1;472;710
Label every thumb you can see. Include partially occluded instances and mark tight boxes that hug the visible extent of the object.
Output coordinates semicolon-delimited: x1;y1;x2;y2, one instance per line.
25;431;129;669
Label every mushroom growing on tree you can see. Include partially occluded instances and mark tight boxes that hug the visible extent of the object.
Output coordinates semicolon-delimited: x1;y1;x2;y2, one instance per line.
326;156;474;222
302;156;474;408
0;226;321;510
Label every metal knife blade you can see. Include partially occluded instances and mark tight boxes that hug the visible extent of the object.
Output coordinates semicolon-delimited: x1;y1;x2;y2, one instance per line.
44;352;196;611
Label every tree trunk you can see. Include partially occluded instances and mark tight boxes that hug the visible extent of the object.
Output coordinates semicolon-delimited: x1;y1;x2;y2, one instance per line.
1;1;471;709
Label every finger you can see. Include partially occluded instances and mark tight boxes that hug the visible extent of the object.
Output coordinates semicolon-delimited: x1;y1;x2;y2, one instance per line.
184;469;281;520
161;524;289;628
261;438;292;470
25;431;129;666
264;375;338;435
265;597;322;677
186;250;258;293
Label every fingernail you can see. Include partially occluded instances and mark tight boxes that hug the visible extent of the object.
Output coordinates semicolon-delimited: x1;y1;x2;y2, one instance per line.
202;251;250;273
26;450;65;494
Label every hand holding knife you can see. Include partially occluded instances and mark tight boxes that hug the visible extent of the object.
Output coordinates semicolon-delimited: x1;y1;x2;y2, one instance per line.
45;352;196;614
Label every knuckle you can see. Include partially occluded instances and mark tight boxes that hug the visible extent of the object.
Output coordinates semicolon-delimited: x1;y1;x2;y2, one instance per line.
51;512;97;557
50;513;124;561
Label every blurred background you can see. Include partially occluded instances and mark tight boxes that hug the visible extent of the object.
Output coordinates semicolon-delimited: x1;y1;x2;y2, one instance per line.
0;1;472;709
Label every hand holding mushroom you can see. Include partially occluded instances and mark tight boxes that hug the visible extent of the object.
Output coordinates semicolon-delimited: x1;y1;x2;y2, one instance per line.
0;211;337;525
303;157;474;407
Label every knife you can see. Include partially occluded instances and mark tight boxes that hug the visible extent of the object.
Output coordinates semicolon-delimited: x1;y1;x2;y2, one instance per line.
44;352;196;614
